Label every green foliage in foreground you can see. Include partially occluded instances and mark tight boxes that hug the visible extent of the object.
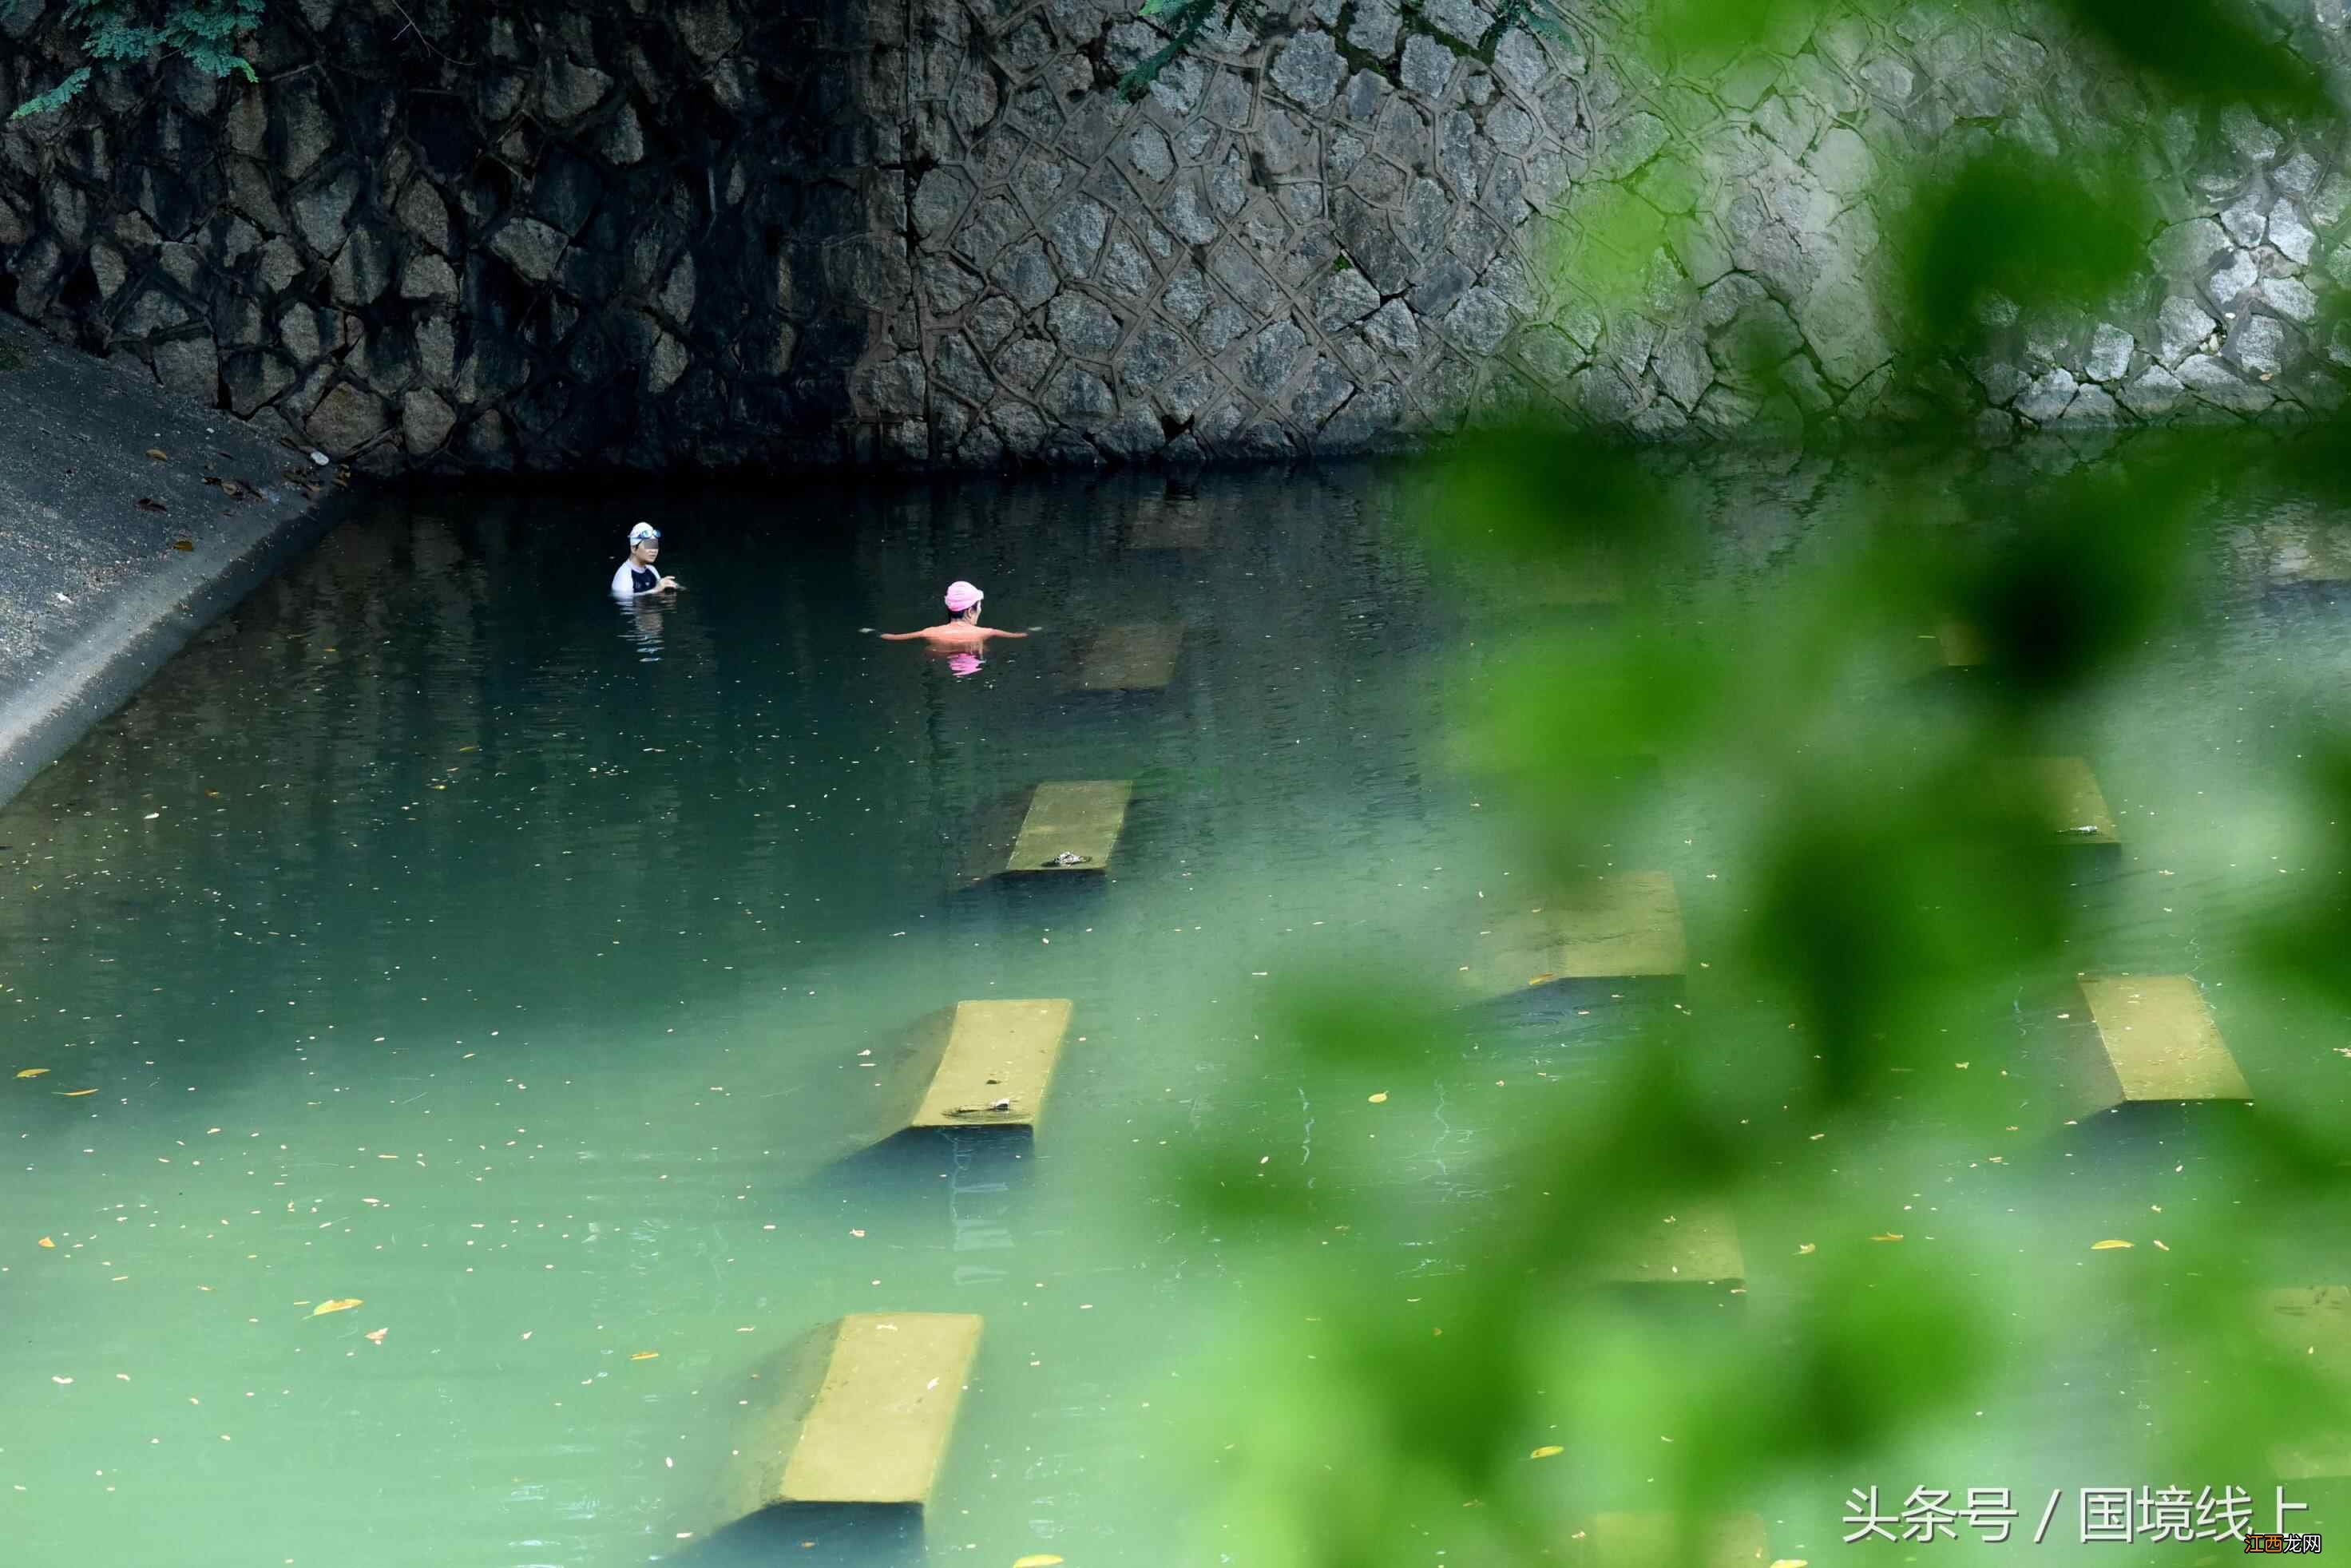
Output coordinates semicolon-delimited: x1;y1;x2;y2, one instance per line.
1168;0;2351;1561
9;0;264;119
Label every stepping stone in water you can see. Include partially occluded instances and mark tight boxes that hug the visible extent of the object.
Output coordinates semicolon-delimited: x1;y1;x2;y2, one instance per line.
760;1312;983;1510
1004;780;1132;875
2261;1286;2351;1479
1460;872;1687;1002
1936;616;1986;668
1072;624;1183;691
2076;975;2252;1108
1590;1205;1745;1290
1568;1511;1773;1568
910;999;1073;1134
2001;755;2119;847
2258;520;2351;584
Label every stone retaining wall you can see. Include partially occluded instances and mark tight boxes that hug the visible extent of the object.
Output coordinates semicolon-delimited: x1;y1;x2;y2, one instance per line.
2;0;2348;471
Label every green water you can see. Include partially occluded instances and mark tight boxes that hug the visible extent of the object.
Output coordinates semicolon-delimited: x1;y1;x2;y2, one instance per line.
2;457;2346;1566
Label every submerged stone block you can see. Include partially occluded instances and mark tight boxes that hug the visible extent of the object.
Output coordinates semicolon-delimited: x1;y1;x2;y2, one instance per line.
1072;624;1183;691
1005;780;1133;873
2076;975;2252;1108
763;1313;983;1509
1461;873;1687;1001
911;999;1073;1131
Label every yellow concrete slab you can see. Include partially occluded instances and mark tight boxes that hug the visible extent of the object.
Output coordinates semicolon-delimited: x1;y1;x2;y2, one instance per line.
2005;755;2118;845
1461;873;1686;1000
1593;1206;1745;1288
911;999;1072;1130
1128;509;1213;550
777;1312;982;1508
1073;624;1183;691
2260;521;2351;584
1937;617;1987;667
1574;1511;1771;1566
1004;780;1132;873
2078;975;2252;1104
2261;1287;2351;1479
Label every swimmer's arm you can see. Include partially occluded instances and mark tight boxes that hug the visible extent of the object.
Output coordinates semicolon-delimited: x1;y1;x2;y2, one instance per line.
877;630;926;640
983;628;1029;639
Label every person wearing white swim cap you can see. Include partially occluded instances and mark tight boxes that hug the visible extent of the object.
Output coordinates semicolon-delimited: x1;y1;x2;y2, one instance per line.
878;580;1029;651
611;521;680;598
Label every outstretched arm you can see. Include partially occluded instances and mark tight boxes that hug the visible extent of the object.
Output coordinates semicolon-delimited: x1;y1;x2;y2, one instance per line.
984;628;1029;639
878;631;923;640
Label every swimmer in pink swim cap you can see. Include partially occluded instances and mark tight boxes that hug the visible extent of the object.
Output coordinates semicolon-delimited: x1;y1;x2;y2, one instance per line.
878;580;1030;649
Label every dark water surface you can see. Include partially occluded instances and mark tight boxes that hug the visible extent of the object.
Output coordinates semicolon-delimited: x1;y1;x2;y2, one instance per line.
2;456;2345;1566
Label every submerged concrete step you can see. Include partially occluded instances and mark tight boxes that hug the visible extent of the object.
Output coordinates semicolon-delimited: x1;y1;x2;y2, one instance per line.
2262;1286;2351;1479
1005;780;1132;874
1592;1205;1745;1289
1073;624;1183;691
2006;755;2119;846
911;999;1073;1132
1461;873;1687;1000
2077;975;2252;1107
1570;1511;1772;1567
776;1312;984;1508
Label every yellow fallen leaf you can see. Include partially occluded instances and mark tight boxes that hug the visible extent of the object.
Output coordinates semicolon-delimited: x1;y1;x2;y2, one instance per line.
311;1297;363;1315
1367;1091;1388;1103
364;1327;388;1344
38;1237;54;1248
16;1068;47;1079
1870;1233;1904;1242
145;448;168;461
1529;1445;1564;1459
61;1088;97;1097
1770;1560;1811;1567
1013;1557;1065;1567
629;1351;660;1360
2152;1239;2169;1252
1796;1242;1816;1255
2091;1239;2133;1250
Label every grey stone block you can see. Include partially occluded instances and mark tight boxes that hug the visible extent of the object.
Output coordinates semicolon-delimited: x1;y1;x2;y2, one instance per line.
2086;323;2135;382
1047;200;1109;277
1400;35;1457;97
2261;276;2319;324
1126;125;1174;183
1099;236;1152;299
2268;204;2316;265
1442;287;1512;356
2229;312;2290;376
1314;267;1381;331
990;239;1059;310
997;337;1056;394
1348;0;1400;55
1269;30;1346;109
2013;366;2079;422
1243;318;1308;394
1292;354;1354;424
1119;322;1187;390
2176;353;2273;412
488;216;567;285
1361;299;1421;359
2157;296;2216;365
2207;249;2258;305
1047;292;1124;357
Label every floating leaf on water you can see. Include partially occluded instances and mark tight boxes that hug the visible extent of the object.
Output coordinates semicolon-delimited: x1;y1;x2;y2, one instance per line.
52;1376;72;1384
629;1351;660;1360
2152;1239;2170;1252
38;1237;54;1248
2090;1239;2133;1250
1013;1557;1066;1567
1770;1560;1811;1567
172;540;194;551
1528;1445;1564;1459
1796;1242;1816;1255
145;448;168;461
61;1088;97;1097
1870;1233;1905;1242
135;497;168;513
1367;1091;1389;1103
16;1067;48;1078
364;1328;388;1344
311;1297;363;1316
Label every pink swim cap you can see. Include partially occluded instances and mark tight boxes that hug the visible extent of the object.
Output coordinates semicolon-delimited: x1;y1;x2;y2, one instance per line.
944;580;983;612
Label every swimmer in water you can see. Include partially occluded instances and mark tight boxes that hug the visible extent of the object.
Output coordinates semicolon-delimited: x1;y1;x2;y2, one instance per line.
611;521;680;598
879;580;1029;647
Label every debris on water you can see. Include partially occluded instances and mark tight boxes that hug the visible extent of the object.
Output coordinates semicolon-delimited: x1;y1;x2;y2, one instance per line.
1047;851;1088;866
309;450;330;466
145;448;168;461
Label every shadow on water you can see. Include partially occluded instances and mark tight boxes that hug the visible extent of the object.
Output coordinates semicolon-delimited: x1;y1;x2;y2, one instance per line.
670;1502;924;1568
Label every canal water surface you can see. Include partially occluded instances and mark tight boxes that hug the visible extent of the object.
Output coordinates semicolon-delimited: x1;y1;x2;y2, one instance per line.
2;454;2345;1566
